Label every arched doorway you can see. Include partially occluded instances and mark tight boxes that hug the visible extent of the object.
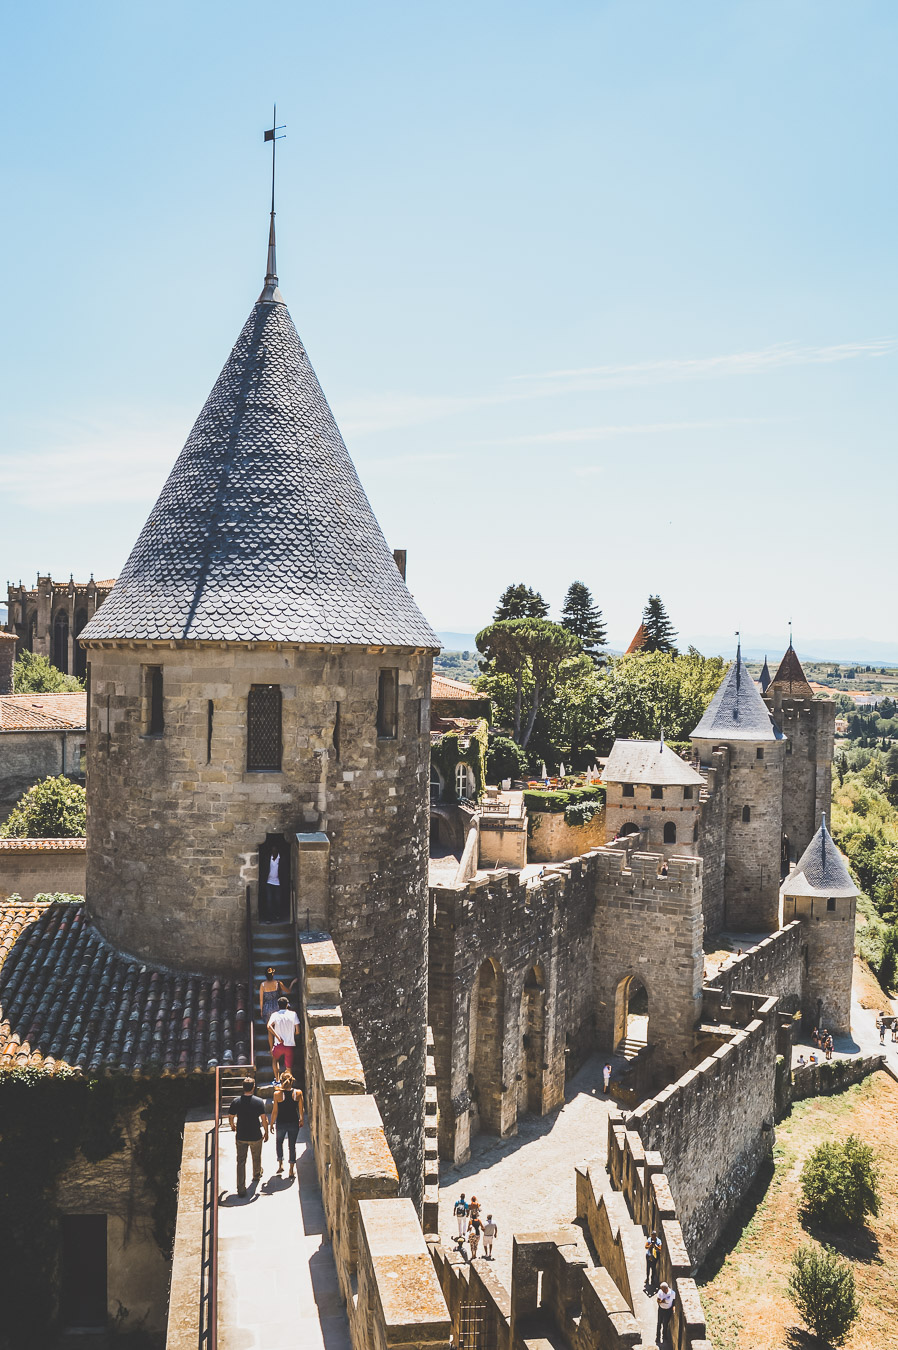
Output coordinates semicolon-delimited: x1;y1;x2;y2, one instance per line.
53;610;69;672
663;821;677;845
620;822;639;837
74;607;88;679
613;974;649;1054
470;958;505;1135
519;964;546;1115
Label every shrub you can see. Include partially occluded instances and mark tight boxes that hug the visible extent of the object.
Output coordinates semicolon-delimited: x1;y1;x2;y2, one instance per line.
12;650;84;693
522;786;605;816
564;801;603;827
486;735;528;785
788;1243;859;1346
0;776;87;839
800;1134;880;1229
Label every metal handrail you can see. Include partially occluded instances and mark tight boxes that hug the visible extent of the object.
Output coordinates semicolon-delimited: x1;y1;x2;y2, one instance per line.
245;886;255;1068
200;1066;221;1349
210;1065;221;1349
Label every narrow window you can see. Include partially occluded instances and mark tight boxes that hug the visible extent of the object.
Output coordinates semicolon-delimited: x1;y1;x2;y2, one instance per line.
663;821;677;844
785;741;793;755
827;897;836;912
742;804;751;823
683;786;693;800
207;700;214;763
333;702;341;761
756;747;764;760
455;762;472;800
651;785;663;800
622;783;635;798
247;685;281;770
377;668;398;739
693;821;699;843
147;666;164;735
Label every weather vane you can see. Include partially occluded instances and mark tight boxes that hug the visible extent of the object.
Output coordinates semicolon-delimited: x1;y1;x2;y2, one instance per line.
262;105;286;289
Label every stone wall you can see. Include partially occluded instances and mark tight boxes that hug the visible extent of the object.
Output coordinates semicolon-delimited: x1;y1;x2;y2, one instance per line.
528;808;605;863
767;694;835;863
695;749;727;937
604;784;699;858
477;814;527;870
0;839;86;901
0;729;85;819
84;640;432;1206
298;933;450;1350
631;993;779;1267
791;1053;884;1102
782;891;855;1035
706;922;803;1010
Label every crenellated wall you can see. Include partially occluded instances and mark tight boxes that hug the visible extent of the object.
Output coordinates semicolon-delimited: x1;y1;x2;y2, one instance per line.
706;922;803;1011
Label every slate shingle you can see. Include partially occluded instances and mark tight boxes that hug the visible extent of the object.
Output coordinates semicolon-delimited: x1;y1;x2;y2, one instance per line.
691;657;783;742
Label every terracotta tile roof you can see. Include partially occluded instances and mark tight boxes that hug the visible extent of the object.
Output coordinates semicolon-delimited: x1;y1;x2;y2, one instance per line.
769;645;814;699
0;693;87;732
625;623;648;655
0;902;250;1074
431;674;482;701
0;838;85;852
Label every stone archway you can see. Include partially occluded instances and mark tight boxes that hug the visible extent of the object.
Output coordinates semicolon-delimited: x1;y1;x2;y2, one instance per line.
519;963;546;1115
613;974;649;1054
471;958;505;1135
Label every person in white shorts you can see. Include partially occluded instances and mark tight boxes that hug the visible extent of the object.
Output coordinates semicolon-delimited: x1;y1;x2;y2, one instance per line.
482;1214;497;1259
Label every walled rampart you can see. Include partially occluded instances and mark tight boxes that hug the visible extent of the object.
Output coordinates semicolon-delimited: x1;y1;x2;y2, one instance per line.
695;749;727;936
791;1052;885;1103
528;808;605;863
706;922;803;1010
298;933;449;1350
631;993;779;1267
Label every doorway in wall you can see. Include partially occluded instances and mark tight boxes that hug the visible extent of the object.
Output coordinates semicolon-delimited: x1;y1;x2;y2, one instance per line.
520;964;546;1115
259;832;291;923
613;975;649;1054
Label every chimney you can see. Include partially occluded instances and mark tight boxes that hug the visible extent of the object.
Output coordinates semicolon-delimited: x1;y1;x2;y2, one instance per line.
0;632;17;696
392;548;407;581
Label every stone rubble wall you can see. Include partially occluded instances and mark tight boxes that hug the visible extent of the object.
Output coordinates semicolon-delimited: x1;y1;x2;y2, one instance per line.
631;993;779;1268
298;933;450;1350
528;808;605;863
695;749;728;937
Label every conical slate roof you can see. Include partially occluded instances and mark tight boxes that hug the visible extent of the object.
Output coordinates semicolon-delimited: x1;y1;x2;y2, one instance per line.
80;288;439;648
769;644;814;699
781;818;858;898
691;654;783;742
758;656;771;693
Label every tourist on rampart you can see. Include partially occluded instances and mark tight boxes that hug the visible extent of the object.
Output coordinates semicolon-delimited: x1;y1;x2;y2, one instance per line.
467;1215;482;1259
469;1195;482;1224
268;996;301;1080
879;1015;886;1044
645;1230;662;1292
228;1077;268;1197
272;1072;304;1180
265;847;282;922
482;1214;497;1259
453;1193;469;1239
603;1063;612;1093
260;967;287;1056
655;1282;676;1346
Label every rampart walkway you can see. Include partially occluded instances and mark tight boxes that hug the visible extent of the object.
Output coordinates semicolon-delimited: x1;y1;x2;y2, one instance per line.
217;1120;350;1350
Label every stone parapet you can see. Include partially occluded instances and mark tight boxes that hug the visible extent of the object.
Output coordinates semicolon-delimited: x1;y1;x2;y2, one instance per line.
705;922;803;1009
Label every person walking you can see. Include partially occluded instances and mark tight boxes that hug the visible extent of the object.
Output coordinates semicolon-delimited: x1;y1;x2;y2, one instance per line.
655;1282;676;1347
603;1063;612;1094
453;1193;469;1240
879;1015;886;1045
482;1214;497;1260
467;1215;482;1260
645;1230;662;1292
260;968;286;1057
268;996;301;1081
265;846;282;922
271;1071;304;1179
228;1077;268;1197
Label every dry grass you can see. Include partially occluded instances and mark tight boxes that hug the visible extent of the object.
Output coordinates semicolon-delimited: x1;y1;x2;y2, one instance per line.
699;1072;898;1349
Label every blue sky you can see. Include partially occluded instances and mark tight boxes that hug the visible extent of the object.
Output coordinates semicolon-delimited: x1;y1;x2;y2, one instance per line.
1;2;895;654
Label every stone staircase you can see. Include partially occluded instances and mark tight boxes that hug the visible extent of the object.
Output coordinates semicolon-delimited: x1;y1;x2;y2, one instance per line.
249;921;298;1086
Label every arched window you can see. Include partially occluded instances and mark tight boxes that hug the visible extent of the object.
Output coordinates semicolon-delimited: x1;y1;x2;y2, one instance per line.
620;822;639;837
455;762;473;800
430;766;442;803
52;610;69;673
663;821;677;844
742;804;751;823
74;607;88;679
247;685;281;770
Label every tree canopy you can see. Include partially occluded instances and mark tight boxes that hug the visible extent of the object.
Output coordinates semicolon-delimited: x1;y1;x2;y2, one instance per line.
561;582;607;665
12;651;84;693
1;776;87;839
493;583;549;622
640;595;678;654
476;618;580;748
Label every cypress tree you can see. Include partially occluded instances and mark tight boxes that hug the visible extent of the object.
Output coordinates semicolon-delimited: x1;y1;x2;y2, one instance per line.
641;595;678;654
561;581;608;665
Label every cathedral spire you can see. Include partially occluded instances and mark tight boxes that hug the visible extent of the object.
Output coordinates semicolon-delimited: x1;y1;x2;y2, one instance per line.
260;105;286;303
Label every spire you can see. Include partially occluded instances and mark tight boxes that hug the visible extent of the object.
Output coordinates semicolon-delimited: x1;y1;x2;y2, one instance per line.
759;655;771;694
782;813;857;899
260;105;286;304
735;631;741;695
769;640;814;699
691;641;783;742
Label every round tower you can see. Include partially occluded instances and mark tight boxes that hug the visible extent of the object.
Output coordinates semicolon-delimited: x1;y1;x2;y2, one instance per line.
80;229;438;1205
781;817;856;1035
691;645;785;930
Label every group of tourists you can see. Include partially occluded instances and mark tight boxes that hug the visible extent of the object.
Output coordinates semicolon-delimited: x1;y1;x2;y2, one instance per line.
811;1025;835;1060
451;1193;498;1261
645;1231;676;1346
227;1075;306;1196
260;967;301;1077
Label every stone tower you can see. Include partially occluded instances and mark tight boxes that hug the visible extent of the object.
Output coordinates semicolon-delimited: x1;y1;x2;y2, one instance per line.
781;817;856;1034
764;644;835;864
691;647;784;930
79;226;439;1203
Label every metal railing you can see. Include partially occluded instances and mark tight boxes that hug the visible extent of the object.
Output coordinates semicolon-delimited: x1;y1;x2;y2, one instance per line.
245;887;255;1067
200;1065;222;1349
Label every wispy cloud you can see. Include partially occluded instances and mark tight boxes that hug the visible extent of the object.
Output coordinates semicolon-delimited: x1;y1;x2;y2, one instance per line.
475;417;771;447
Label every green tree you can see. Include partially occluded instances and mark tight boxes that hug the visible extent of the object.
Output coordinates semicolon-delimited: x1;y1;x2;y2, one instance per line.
561;581;607;666
0;776;87;839
493;583;549;622
486;735;528;785
476;618;579;748
788;1244;859;1346
800;1135;881;1229
12;651;84;693
640;595;678;654
596;649;726;742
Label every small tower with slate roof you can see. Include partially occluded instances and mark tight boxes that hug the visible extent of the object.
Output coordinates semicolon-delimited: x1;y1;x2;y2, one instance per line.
781;817;857;1034
691;644;785;930
764;642;836;865
80;222;439;1205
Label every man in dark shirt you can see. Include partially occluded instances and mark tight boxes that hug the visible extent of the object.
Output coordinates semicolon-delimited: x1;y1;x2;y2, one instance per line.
228;1077;269;1196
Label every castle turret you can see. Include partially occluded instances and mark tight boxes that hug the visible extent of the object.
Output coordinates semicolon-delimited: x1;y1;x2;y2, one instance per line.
603;737;705;856
781;817;856;1034
80;223;439;1204
691;645;784;930
764;643;835;863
